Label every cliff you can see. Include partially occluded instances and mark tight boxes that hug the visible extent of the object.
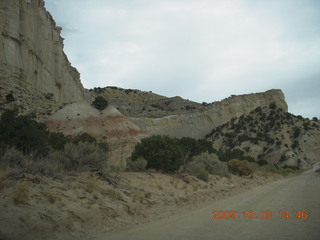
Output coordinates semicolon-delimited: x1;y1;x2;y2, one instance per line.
0;0;86;103
130;89;288;139
0;1;292;168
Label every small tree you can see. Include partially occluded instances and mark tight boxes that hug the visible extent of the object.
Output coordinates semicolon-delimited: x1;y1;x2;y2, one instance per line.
269;102;277;110
131;135;183;173
92;96;109;111
5;92;15;102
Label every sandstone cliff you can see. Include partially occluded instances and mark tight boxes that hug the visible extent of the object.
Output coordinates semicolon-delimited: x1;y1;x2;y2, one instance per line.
0;0;86;103
130;89;288;139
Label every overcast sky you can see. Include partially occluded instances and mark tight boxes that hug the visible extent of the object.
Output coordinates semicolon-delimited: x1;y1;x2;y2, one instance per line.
45;0;320;118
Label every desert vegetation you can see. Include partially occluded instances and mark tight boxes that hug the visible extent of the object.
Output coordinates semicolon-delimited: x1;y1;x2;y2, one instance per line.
0;109;109;176
185;152;229;181
206;103;320;169
129;133;299;182
92;96;109;111
0;104;310;240
130;135;215;173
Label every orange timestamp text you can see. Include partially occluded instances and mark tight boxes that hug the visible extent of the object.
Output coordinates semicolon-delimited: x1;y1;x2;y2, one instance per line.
211;210;308;220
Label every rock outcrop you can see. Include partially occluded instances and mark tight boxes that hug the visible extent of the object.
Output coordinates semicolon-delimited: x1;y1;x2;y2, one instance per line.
0;1;294;168
45;102;147;168
0;0;86;103
131;89;288;139
206;104;320;169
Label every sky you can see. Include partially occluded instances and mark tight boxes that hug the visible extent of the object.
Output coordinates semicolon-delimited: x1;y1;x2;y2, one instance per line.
45;0;320;118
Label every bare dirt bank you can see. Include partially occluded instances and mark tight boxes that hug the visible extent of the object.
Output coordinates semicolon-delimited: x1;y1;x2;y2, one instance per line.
98;163;320;240
0;170;289;240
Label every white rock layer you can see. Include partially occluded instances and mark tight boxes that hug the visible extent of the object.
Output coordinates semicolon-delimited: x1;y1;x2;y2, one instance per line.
131;89;288;139
0;0;85;103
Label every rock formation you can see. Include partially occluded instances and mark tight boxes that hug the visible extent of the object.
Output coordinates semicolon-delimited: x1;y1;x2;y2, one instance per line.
130;89;288;139
206;105;320;169
0;1;296;168
0;0;86;103
45;102;147;168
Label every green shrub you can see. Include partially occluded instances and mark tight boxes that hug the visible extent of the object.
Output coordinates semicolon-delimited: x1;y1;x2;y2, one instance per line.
126;157;147;172
279;154;287;162
179;137;215;160
25;156;63;176
292;126;301;138
257;159;268;166
62;142;107;171
49;132;69;150
72;132;96;144
72;133;108;151
92;96;109;111
0;110;50;156
131;135;214;173
0;147;63;176
0;147;27;169
132;135;183;172
5;92;15;102
0;109;107;159
227;159;253;176
185;161;208;182
291;140;299;149
190;152;228;176
269;102;277;110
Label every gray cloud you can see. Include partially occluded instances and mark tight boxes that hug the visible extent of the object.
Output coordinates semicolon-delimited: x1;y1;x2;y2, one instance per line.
45;0;320;118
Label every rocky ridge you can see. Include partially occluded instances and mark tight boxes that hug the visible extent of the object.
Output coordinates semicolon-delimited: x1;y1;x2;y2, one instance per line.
206;104;320;169
129;89;288;139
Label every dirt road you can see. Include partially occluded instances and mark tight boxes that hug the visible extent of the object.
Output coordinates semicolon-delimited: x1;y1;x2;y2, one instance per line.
98;164;320;240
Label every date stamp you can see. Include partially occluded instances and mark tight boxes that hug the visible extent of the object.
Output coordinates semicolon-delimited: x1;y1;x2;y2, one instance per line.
211;210;308;220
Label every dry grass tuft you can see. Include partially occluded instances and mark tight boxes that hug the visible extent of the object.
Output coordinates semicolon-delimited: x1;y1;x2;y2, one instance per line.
132;193;145;203
102;187;124;201
0;168;10;190
83;178;99;193
144;192;152;199
42;190;57;204
12;182;30;205
255;171;279;178
126;157;147;172
192;185;199;191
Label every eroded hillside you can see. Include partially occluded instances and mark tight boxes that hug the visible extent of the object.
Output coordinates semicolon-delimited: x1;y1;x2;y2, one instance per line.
89;86;204;118
206;103;320;169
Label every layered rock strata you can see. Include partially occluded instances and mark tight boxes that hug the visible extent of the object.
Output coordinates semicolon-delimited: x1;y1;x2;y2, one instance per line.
45;102;147;168
131;89;288;139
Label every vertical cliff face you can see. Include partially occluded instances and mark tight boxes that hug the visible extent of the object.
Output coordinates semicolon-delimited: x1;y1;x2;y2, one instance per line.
131;89;288;139
0;0;85;103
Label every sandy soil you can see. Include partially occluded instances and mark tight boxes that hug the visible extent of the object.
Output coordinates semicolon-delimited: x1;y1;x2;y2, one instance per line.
102;163;320;240
0;170;284;240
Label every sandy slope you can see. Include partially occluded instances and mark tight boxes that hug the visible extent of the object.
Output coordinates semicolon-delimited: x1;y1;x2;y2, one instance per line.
0;170;283;240
97;163;320;240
